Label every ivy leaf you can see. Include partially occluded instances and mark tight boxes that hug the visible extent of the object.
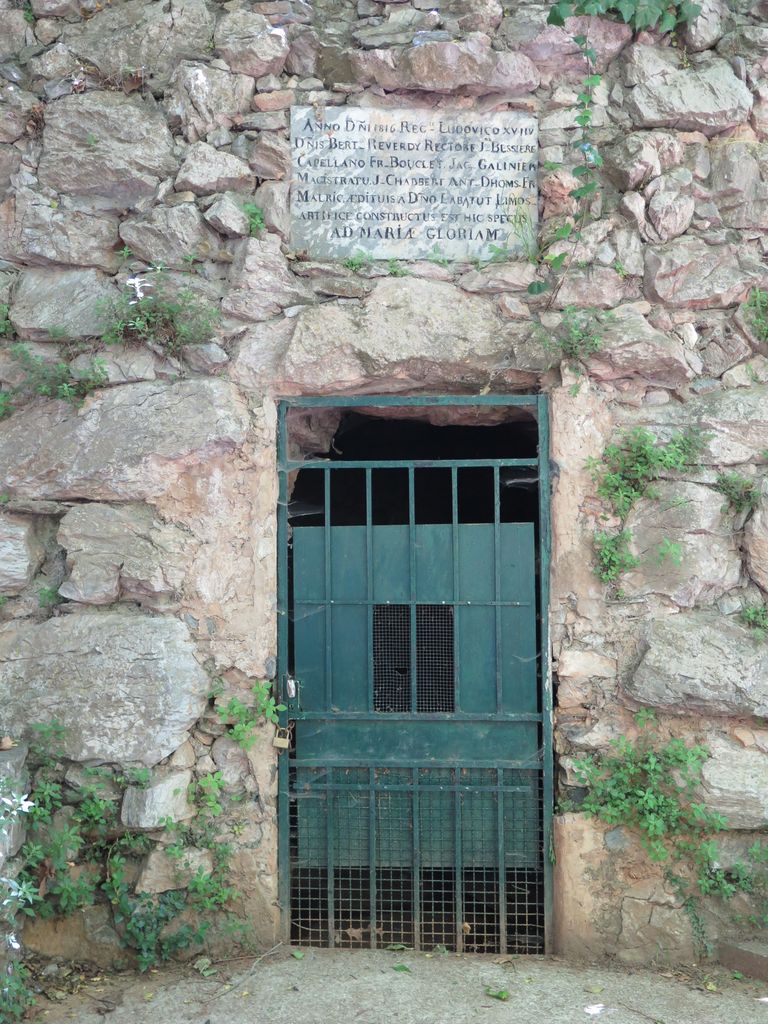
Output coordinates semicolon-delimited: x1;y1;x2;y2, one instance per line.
527;281;549;296
546;253;568;271
553;224;574;239
546;1;574;26
633;0;664;28
570;181;598;200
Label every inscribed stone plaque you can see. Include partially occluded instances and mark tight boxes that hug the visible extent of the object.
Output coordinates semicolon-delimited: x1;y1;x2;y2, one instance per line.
290;106;538;262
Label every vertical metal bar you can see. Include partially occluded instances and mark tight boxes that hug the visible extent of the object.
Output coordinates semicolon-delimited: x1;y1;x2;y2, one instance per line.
324;468;332;711
369;767;377;949
366;468;374;714
326;771;336;948
451;466;460;713
412;767;421;951
453;769;464;954
493;465;502;714
408;467;417;713
537;394;554;953
276;401;291;938
497;767;507;954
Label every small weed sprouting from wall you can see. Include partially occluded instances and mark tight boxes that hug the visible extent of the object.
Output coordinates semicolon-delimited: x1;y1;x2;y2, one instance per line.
242;203;265;236
745;287;768;345
587;427;706;587
740;603;768;639
537;306;605;381
593;529;639;583
567;711;768;954
215;680;286;751
14;722;242;979
98;269;219;357
715;472;760;514
590;427;706;519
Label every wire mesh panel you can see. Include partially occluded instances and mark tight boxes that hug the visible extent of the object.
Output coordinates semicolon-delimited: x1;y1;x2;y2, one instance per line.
373;605;410;712
416;605;455;712
289;765;543;952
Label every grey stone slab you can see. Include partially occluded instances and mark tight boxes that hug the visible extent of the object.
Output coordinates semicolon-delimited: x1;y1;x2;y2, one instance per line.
290;105;538;262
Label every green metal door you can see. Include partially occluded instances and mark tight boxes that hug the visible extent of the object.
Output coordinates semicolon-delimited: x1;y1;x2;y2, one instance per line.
277;396;551;954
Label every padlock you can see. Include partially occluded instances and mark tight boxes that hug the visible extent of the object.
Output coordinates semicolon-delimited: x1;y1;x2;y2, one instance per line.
273;727;291;750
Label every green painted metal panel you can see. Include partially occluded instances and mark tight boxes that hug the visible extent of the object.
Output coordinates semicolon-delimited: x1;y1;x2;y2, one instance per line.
293;719;539;765
456;605;496;714
330;528;367;603
293;604;325;712
459;526;494;602
501;606;538;713
372;526;409;603
500;523;536;602
331;605;368;712
414;526;453;603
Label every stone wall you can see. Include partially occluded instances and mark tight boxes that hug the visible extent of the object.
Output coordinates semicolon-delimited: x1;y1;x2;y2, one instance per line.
0;0;767;966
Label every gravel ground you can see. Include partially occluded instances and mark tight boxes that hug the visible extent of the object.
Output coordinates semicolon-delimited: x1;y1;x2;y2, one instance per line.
32;948;768;1024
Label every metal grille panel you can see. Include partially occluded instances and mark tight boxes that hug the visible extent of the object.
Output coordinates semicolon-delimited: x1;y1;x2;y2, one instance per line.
289;765;544;953
373;604;455;713
373;605;410;712
416;605;454;713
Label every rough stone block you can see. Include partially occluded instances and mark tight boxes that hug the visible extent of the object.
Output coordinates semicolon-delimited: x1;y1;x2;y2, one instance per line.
623;46;752;136
118;204;222;270
0;515;44;595
248;133;291;180
0;379;249;501
0;189;120;273
701;736;768;829
176;141;255;196
718;938;768;982
37;93;177;211
644;238;765;309
621;482;741;606
628;611;768;718
604;131;684;191
351;34;539;94
23;905;123;969
278;277;538;393
121;769;195;828
222;234;311;322
135;847;214;894
745;506;768;592
9;267;117;342
621;386;768;466
60;0;215;89
214;10;289;79
167;61;255;142
587;307;692;388
58;503;192;610
0;613;210;765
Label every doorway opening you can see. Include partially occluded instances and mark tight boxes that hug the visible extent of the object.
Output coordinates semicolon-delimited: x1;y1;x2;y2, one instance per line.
277;397;552;954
